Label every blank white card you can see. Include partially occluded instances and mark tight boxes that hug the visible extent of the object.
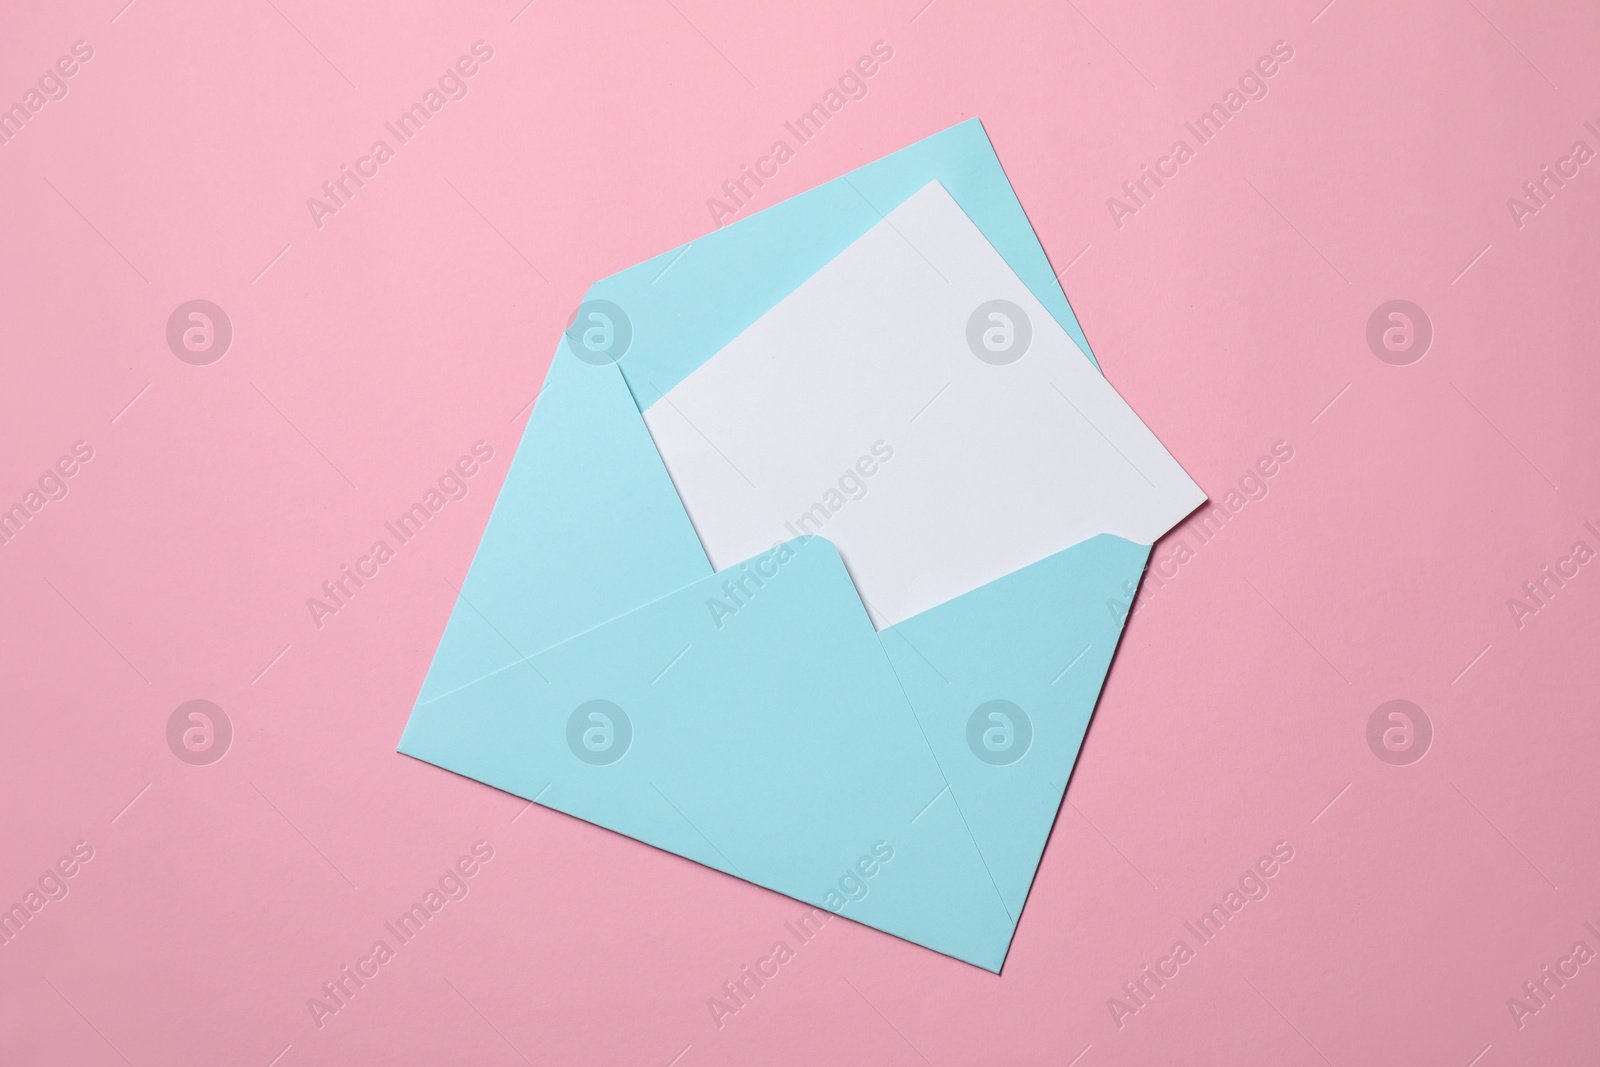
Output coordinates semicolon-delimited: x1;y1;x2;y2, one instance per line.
643;181;1204;629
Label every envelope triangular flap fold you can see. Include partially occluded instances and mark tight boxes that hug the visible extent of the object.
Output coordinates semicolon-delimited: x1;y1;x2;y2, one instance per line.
597;117;1101;412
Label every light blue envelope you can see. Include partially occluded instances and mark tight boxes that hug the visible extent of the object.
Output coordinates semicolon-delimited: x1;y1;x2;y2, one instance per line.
399;119;1153;972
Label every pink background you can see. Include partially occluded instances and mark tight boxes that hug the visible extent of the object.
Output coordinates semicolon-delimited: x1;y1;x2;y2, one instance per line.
3;0;1598;1063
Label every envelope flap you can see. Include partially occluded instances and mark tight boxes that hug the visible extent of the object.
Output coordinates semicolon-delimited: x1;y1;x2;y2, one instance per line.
583;118;1099;414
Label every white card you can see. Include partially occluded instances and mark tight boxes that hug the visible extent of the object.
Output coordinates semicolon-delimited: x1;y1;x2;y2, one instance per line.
641;181;1204;629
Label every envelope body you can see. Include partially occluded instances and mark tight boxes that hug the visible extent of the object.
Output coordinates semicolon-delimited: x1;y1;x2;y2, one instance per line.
399;119;1198;972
